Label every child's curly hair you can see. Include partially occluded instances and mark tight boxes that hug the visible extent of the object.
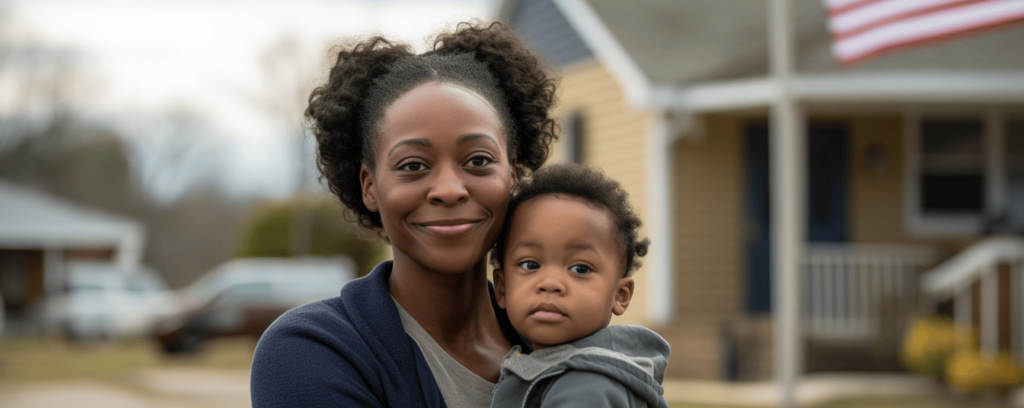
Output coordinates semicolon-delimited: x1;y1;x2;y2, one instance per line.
305;21;559;231
490;163;650;277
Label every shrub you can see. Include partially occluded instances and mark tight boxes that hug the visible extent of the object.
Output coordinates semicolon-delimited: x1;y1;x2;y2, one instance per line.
945;348;1024;394
900;317;973;377
236;199;384;277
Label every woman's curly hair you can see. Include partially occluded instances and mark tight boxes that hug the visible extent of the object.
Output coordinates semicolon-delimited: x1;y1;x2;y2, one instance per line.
490;163;650;277
305;21;559;231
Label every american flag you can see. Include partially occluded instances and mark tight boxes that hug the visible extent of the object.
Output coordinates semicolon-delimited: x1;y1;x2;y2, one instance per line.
826;0;1024;65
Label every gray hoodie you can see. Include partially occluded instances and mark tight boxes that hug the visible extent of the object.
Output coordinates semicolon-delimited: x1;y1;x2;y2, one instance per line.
490;325;671;408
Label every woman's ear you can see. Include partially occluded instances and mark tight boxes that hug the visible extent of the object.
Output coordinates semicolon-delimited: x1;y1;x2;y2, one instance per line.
493;268;507;310
360;164;379;212
612;277;634;316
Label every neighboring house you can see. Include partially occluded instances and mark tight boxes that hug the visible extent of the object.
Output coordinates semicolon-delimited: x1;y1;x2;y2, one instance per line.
0;180;146;330
500;0;1024;379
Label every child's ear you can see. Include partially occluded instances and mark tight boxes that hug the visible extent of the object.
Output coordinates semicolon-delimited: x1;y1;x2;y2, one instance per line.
612;277;634;316
360;164;379;212
493;268;507;310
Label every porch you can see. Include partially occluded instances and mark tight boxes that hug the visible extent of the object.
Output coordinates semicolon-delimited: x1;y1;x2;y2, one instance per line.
650;107;1024;381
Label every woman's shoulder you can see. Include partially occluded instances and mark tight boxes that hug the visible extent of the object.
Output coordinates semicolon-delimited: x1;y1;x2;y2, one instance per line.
251;262;425;407
258;261;398;348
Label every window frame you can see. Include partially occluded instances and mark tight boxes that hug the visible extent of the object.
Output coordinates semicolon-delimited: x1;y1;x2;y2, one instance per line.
904;108;1011;237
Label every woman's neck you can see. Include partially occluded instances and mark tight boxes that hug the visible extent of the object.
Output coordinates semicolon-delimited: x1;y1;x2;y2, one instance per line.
388;249;502;348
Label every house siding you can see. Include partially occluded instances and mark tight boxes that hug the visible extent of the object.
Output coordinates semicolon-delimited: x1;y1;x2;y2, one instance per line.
847;115;912;244
672;115;745;320
548;59;653;326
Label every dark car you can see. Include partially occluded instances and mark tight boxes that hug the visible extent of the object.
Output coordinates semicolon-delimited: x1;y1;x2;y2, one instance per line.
152;257;354;353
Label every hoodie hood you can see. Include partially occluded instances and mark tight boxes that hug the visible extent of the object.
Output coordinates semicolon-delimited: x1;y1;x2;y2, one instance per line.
494;325;671;408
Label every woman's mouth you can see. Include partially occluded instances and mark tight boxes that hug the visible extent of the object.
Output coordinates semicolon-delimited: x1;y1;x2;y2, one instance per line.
417;220;481;235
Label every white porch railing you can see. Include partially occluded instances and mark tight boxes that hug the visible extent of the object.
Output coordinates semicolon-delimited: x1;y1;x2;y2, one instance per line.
803;243;936;341
920;236;1024;356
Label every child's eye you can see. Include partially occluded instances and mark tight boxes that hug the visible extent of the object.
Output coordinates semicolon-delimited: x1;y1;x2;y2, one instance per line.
399;161;427;172
568;264;592;275
518;261;540;271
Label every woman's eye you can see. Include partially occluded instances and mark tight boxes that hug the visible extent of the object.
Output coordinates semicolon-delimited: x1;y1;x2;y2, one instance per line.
465;156;493;167
399;162;426;171
518;261;540;271
568;264;592;275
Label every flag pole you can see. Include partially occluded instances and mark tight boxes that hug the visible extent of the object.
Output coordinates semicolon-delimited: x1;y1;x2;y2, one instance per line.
769;0;804;407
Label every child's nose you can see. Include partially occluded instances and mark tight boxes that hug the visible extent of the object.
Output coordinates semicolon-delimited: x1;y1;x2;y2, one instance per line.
536;274;566;294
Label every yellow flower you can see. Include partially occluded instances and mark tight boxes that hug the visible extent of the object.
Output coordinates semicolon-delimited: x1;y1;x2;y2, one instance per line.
945;348;1024;394
901;318;973;377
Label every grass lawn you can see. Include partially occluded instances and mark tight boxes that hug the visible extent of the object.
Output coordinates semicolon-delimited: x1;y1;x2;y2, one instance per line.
669;396;1005;408
0;336;255;384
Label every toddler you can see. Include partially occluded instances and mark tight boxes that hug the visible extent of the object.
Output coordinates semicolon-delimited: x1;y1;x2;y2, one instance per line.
491;163;671;408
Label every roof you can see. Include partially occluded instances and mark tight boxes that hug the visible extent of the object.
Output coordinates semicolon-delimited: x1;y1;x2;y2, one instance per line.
573;0;1024;87
0;180;145;248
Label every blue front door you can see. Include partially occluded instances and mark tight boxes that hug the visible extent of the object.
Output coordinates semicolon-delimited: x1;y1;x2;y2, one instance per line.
743;123;849;312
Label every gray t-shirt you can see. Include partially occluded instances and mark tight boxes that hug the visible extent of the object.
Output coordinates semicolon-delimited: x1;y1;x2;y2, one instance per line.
392;297;496;408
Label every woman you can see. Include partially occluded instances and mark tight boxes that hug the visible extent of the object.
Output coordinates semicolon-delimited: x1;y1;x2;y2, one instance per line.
250;22;559;408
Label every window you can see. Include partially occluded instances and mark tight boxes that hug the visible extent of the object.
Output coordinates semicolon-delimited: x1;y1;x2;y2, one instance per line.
907;112;1024;236
919;119;985;214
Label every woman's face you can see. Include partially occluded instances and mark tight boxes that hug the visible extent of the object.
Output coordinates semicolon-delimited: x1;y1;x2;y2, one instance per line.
361;82;514;275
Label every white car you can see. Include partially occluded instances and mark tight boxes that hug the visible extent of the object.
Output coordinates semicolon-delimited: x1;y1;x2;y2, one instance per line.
42;262;176;340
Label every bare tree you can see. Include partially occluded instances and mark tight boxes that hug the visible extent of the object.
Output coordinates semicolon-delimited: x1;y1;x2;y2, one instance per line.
239;35;323;256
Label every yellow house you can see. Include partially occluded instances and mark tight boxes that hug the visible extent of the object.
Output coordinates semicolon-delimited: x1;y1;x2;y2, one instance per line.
500;0;1024;380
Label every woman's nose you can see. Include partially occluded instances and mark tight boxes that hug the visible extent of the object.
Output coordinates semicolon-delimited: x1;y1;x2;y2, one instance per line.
427;165;468;205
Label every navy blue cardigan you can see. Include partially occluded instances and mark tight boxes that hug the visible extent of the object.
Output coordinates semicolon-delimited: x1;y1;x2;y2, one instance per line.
250;261;530;408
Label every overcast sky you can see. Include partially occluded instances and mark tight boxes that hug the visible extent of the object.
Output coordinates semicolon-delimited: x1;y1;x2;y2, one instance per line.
2;0;499;202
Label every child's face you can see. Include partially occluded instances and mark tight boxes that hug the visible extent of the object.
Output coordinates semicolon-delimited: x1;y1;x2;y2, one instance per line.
494;194;633;350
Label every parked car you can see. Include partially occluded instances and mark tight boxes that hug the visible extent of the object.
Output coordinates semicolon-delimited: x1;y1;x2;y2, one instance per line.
151;256;354;353
41;261;176;340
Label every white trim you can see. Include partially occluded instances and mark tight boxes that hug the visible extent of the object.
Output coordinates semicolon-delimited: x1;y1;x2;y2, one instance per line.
795;72;1024;103
645;114;675;327
670;72;1024;113
920;236;1024;296
553;0;654;108
677;79;781;113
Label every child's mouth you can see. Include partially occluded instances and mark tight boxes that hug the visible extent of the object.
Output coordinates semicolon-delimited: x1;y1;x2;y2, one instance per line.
530;303;565;321
531;310;565;321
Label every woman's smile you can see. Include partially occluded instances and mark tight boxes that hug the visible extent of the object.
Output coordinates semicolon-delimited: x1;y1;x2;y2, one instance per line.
416;219;483;236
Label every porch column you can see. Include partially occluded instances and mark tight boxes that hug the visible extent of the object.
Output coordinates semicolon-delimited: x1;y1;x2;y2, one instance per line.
769;0;803;406
115;226;145;271
43;247;65;295
1015;260;1023;360
981;264;999;355
954;285;973;330
647;114;675;327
